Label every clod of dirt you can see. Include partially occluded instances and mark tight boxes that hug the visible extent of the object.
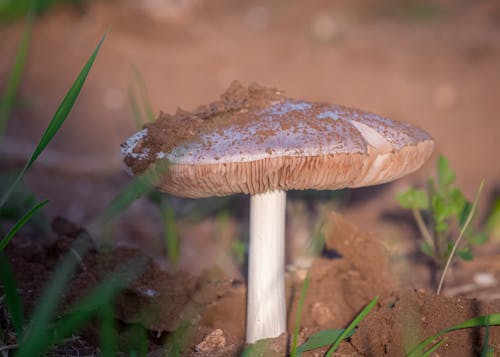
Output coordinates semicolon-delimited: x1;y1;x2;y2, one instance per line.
345;289;500;356
195;329;227;352
243;333;288;357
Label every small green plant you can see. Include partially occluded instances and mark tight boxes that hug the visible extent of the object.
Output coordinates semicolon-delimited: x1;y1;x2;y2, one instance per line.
397;155;487;268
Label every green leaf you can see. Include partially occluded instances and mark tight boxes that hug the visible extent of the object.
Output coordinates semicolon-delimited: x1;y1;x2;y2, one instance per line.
296;329;352;355
397;188;429;210
326;296;378;356
408;313;500;357
431;194;454;223
0;32;106;209
0;199;48;251
466;231;488;245
486;197;500;240
437;156;455;190
291;273;310;357
449;188;468;217
0;11;32;142
0;252;24;337
435;220;448;233
455;247;473;261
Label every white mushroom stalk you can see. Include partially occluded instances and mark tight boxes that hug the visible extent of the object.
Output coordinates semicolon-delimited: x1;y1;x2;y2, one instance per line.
247;190;286;343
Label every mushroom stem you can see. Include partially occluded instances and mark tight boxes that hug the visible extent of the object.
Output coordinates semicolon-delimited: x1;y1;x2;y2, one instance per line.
246;189;287;343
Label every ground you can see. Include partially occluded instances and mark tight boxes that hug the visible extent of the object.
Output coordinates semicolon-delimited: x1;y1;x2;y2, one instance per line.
1;0;500;355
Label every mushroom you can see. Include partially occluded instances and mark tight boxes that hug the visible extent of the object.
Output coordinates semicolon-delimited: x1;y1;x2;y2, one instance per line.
120;81;434;343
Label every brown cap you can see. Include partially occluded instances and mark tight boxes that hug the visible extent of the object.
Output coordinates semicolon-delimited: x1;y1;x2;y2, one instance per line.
121;82;434;198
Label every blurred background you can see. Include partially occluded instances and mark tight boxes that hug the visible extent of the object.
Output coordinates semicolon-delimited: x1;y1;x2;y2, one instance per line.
1;0;499;281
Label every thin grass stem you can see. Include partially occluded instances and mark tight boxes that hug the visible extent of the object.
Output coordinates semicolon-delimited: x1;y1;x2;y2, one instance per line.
436;179;484;295
0;11;33;142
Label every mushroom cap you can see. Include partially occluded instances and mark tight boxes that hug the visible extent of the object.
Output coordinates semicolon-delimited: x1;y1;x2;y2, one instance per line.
121;82;434;198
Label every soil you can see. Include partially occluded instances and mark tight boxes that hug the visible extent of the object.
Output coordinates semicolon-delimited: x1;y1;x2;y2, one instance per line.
1;0;500;356
2;214;500;356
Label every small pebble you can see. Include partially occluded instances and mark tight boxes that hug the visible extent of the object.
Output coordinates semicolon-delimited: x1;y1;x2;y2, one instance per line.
312;302;333;326
473;272;497;287
195;329;226;352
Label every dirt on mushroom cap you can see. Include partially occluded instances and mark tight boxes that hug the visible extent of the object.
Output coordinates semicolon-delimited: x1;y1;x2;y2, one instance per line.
122;81;432;174
123;81;282;174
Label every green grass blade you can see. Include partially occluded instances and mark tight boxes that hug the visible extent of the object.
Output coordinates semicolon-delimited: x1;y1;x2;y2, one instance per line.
128;86;144;129
92;161;168;228
408;313;500;357
420;337;447;357
164;322;190;357
28;33;106;166
0;11;32;142
437;179;485;294
160;198;180;266
131;64;155;122
16;238;92;357
99;304;117;357
0;32;106;209
325;296;379;356
291;273;310;357
50;257;145;345
0;252;24;337
296;329;351;355
481;316;491;357
0;199;48;251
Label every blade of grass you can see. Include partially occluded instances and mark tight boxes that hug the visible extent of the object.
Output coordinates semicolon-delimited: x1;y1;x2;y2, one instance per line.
164;321;190;357
0;199;48;251
99;303;117;357
128;86;144;129
0;252;24;337
0;11;33;142
160;198;180;266
296;329;353;355
131;64;155;122
481;316;491;357
325;296;379;356
16;237;92;357
290;272;310;357
50;256;146;345
436;179;484;294
420;337;447;357
0;32;106;209
407;313;500;357
91;161;168;229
